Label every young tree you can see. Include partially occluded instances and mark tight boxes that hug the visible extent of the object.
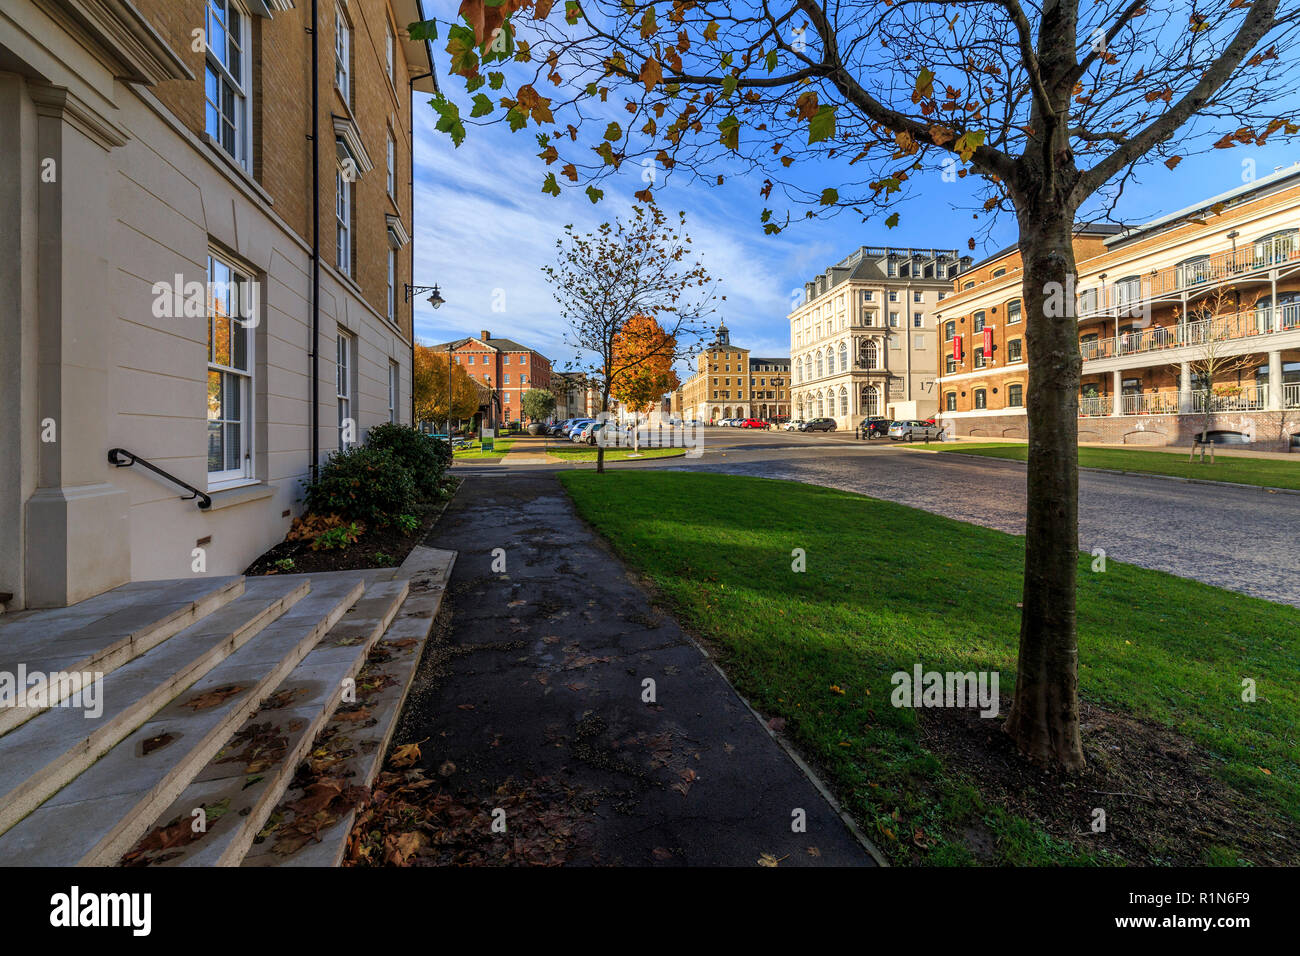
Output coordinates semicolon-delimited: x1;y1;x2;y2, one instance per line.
414;345;480;431
543;205;717;473
611;313;682;452
411;1;1300;769
522;387;558;422
1172;289;1258;444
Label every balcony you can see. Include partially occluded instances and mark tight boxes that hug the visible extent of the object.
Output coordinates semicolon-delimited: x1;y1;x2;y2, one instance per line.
1079;304;1300;363
1078;385;1297;417
1079;235;1300;317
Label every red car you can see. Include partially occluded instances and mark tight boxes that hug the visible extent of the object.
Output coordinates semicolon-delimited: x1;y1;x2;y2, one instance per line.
739;418;770;429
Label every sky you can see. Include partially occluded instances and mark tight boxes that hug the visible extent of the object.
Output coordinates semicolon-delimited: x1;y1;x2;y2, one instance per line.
409;4;1300;377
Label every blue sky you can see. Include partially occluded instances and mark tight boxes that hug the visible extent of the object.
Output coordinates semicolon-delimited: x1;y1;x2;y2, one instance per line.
409;7;1299;375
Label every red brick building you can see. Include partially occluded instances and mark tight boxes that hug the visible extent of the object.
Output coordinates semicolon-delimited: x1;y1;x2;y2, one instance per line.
435;331;553;425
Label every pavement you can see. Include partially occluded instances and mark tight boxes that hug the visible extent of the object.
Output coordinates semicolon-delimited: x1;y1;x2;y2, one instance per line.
395;472;876;866
453;428;1300;608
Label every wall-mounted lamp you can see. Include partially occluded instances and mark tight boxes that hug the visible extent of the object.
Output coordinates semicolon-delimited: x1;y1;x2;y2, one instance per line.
405;283;445;309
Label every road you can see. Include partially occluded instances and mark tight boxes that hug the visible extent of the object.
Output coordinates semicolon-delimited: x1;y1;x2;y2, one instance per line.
455;428;1300;607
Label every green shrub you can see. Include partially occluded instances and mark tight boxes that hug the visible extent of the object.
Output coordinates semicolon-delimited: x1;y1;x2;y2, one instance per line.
303;446;416;525
311;521;365;551
396;513;420;534
366;422;446;497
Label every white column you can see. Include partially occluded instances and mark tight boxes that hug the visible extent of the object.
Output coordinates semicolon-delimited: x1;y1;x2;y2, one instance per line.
1112;369;1122;416
1268;350;1283;410
1179;362;1192;414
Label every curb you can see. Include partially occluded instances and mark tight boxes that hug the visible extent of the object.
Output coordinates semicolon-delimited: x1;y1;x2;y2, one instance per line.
915;447;1300;497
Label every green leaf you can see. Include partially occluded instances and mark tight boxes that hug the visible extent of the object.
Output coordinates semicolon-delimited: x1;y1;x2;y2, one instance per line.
466;74;485;93
808;105;836;144
542;172;561;196
954;130;986;161
430;95;466;147
819;187;839;205
721;74;739;98
407;19;438;42
470;93;494;117
586;185;605;204
718;114;740;150
565;0;581;25
765;49;778;73
885;212;900;228
488;72;505;90
603;121;623;141
506;106;528;132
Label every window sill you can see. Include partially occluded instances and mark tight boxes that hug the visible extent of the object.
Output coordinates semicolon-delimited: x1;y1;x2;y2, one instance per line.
199;134;273;206
205;481;276;512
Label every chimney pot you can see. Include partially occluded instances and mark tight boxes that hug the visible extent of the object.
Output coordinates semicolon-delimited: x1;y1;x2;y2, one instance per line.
481;330;491;340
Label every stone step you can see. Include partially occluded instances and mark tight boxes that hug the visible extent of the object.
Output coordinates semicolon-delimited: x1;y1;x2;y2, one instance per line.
118;578;411;867
243;548;456;867
0;577;309;837
0;576;245;736
0;577;364;866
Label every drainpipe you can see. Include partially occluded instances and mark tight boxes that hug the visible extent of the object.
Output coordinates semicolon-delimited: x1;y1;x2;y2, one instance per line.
409;71;433;427
309;0;320;479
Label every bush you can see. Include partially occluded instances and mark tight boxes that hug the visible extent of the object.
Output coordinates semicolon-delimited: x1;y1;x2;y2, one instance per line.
303;445;416;525
366;422;446;498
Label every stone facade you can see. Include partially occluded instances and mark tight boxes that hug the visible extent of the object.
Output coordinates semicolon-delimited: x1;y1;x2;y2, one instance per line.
679;326;790;422
0;0;434;609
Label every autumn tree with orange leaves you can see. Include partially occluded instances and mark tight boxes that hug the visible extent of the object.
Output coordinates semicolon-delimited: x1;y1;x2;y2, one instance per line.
611;314;681;452
410;0;1300;770
543;205;716;473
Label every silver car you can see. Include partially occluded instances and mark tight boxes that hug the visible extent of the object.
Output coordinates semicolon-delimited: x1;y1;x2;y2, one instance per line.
888;420;943;441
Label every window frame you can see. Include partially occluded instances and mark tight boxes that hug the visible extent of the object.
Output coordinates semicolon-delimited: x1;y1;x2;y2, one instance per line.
335;163;353;276
337;331;355;450
1007;383;1024;407
974;388;987;409
334;3;352;105
204;0;252;171
207;251;256;488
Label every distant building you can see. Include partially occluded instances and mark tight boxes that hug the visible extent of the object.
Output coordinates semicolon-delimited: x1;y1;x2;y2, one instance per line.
427;331;552;425
553;371;601;419
789;246;973;426
679;325;790;422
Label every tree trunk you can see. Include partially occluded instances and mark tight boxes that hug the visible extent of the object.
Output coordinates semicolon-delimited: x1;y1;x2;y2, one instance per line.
1004;204;1086;771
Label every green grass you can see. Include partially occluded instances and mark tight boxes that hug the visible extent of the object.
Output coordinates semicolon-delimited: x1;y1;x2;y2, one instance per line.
452;439;514;461
558;470;1300;865
547;445;686;463
932;442;1300;490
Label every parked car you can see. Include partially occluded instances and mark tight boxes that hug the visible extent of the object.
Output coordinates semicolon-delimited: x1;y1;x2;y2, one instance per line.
579;421;609;445
566;419;595;439
888;420;944;441
783;419;806;431
858;416;891;438
739;418;769;429
801;418;837;432
768;416;790;426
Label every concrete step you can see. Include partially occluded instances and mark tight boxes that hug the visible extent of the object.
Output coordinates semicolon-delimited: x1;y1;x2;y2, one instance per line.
118;579;410;866
0;576;245;736
0;577;364;866
243;548;456;867
0;577;309;837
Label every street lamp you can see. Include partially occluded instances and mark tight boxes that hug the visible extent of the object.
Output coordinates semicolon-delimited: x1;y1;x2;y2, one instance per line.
770;375;785;425
405;283;445;309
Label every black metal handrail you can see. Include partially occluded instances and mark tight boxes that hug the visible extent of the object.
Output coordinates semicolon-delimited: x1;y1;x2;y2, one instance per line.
108;448;212;509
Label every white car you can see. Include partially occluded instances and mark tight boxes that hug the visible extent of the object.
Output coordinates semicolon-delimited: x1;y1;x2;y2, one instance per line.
783;419;806;431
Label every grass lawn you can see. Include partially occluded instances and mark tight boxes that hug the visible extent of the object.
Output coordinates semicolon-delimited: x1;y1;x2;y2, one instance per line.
547;445;686;463
452;439;514;461
558;470;1299;866
931;442;1300;491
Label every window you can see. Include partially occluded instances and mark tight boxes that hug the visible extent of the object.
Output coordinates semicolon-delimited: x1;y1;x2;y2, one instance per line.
386;248;396;322
335;165;352;275
888;290;899;302
816;351;824;378
992;268;1006;278
913;291;922;303
973;311;986;332
337;332;354;449
335;4;352;104
204;0;250;169
974;388;987;409
839;387;848;416
938;291;947;301
207;253;254;485
913;313;922;328
945;356;957;374
1007;300;1021;324
1254;229;1297;265
975;347;986;369
889;312;900;327
862;290;875;301
388;361;399;422
963;281;975;290
863;340;879;370
944;320;956;341
386;131;396;197
503;374;510;384
385;19;395;85
1007;384;1023;407
1008;338;1022;363
1114;275;1141;311
838;342;848;372
1176;255;1210;288
945;391;957;411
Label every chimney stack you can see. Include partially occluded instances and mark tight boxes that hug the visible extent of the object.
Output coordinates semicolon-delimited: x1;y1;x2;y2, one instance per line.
481;330;491;340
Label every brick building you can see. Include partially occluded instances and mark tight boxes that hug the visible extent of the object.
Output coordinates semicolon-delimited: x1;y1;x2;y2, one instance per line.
936;164;1300;450
433;331;553;426
0;1;434;609
679;325;790;422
